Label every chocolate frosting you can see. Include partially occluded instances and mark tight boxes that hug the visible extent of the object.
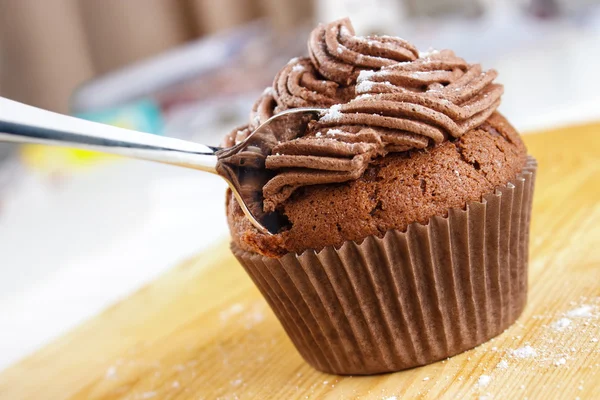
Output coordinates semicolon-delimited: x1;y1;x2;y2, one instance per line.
224;18;504;212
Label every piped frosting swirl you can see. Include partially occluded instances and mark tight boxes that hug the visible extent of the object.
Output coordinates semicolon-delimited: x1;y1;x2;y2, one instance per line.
308;18;419;85
273;57;354;111
224;18;504;212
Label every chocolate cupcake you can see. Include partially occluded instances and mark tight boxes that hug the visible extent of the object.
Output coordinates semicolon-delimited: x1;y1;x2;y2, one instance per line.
224;18;536;375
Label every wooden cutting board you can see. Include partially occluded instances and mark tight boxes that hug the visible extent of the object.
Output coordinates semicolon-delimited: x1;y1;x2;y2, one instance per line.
1;123;599;400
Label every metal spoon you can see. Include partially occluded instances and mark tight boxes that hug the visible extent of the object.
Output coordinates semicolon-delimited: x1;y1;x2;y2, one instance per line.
0;97;326;235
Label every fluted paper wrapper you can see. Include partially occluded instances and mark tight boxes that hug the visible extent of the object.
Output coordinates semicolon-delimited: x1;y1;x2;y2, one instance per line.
232;157;537;375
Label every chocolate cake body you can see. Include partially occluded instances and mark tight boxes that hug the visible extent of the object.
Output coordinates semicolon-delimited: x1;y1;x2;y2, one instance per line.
227;113;527;256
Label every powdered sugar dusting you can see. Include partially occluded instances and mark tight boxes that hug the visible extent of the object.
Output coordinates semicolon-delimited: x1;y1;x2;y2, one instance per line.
552;317;572;331
477;375;491;387
567;305;595;318
419;48;440;58
356;80;395;94
511;345;537;359
453;296;600;398
234;130;248;145
375;69;393;76
320;104;343;123
220;303;245;322
357;70;376;83
554;357;567;366
218;301;266;330
105;365;117;379
244;304;265;329
356;80;374;93
231;378;243;387
411;71;431;78
340;26;351;36
292;64;305;72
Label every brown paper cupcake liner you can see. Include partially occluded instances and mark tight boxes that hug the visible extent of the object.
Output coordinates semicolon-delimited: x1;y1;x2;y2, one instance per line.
232;156;537;375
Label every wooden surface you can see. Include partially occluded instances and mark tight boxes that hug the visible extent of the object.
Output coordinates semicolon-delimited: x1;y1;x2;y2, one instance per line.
1;123;599;400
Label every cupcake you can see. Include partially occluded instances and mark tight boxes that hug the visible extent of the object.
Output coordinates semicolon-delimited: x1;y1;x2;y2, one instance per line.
224;18;536;375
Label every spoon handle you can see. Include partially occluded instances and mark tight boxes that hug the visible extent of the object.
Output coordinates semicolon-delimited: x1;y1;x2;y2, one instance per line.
0;97;220;173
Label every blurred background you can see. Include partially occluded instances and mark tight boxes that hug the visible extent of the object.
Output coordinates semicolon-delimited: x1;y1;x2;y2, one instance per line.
1;0;600;371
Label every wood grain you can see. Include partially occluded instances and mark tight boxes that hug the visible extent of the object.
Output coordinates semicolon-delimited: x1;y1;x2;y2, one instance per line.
1;123;599;400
